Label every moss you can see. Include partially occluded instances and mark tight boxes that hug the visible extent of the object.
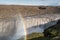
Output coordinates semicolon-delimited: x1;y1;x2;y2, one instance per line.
27;33;44;39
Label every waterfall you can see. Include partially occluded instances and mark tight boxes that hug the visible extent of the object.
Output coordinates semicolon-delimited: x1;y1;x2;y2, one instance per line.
0;17;26;40
26;17;59;34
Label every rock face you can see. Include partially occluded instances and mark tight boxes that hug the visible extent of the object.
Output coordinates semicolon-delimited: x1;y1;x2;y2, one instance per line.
43;19;60;37
0;5;60;40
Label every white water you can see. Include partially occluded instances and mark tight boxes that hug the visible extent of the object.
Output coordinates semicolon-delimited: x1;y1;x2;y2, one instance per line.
0;13;60;40
0;17;25;40
26;14;60;34
12;18;25;40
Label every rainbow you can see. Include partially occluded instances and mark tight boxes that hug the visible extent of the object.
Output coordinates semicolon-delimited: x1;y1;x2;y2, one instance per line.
19;14;27;40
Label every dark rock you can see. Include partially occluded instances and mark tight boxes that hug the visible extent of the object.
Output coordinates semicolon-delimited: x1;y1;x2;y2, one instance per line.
43;19;60;37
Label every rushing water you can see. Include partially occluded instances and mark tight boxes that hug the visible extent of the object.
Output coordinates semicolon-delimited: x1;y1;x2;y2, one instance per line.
0;13;60;40
26;13;60;34
0;17;26;40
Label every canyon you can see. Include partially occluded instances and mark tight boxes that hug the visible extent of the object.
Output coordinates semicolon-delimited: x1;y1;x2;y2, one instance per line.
0;6;60;40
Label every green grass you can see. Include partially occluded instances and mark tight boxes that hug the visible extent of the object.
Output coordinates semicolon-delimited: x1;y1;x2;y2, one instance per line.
27;33;44;39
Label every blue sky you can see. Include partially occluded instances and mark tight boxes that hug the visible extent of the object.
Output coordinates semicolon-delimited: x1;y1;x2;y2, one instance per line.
0;0;60;6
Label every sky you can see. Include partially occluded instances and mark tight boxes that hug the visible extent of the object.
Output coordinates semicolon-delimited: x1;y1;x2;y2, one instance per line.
0;0;60;6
